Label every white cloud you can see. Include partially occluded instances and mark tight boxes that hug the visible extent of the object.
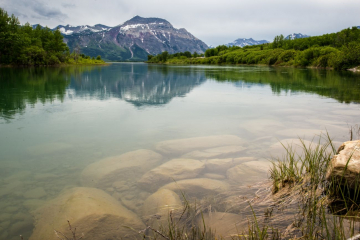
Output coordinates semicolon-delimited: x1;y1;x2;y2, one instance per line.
1;0;359;45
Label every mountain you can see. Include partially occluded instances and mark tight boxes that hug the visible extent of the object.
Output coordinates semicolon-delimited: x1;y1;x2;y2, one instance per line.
62;16;208;61
225;38;270;47
55;24;112;35
285;33;310;40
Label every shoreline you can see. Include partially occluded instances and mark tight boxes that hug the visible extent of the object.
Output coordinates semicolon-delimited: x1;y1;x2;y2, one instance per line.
146;61;360;72
0;62;111;68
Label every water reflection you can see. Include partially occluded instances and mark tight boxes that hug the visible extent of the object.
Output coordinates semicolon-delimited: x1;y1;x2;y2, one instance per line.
0;68;70;121
206;67;360;104
68;64;206;106
1;64;359;123
0;64;359;239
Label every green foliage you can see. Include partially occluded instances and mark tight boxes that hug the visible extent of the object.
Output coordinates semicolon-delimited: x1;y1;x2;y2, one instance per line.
0;7;104;66
147;50;205;63
149;27;360;70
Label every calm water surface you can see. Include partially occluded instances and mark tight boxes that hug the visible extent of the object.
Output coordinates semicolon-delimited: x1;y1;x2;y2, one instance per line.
0;63;359;239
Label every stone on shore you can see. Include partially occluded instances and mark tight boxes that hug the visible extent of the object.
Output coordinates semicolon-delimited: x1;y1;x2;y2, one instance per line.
205;157;255;173
202;173;226;180
138;159;205;191
80;149;163;188
326;140;360;188
181;145;246;159
160;178;230;197
226;160;271;184
198;212;245;239
155;135;244;155
29;187;145;240
142;189;182;227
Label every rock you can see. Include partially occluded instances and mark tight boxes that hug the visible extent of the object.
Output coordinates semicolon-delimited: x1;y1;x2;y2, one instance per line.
138;159;205;191
226;161;271;184
142;189;182;228
80;149;163;188
112;181;129;191
241;160;273;173
23;187;47;199
202;173;226;180
143;189;182;218
155;135;244;155
205;157;255;173
181;145;246;159
326;140;360;188
120;197;144;214
29;187;145;240
198;212;246;239
160;178;230;197
105;187;115;193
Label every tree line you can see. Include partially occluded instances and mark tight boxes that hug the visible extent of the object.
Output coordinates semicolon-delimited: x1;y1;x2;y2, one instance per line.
0;8;103;66
147;51;204;63
147;27;360;70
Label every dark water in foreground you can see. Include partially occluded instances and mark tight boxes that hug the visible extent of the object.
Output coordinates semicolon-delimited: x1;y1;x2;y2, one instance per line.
0;63;359;239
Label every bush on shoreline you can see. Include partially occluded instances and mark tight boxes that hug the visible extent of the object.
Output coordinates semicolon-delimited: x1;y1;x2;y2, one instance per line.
147;27;360;70
0;8;104;66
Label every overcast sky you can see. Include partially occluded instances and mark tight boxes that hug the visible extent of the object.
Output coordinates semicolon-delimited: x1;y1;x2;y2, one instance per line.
1;0;359;46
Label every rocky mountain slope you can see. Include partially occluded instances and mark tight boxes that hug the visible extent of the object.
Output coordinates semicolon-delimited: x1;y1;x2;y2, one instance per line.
57;24;112;35
59;16;208;61
225;38;269;47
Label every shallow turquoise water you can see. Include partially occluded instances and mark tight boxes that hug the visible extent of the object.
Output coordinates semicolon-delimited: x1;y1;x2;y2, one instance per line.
0;63;359;239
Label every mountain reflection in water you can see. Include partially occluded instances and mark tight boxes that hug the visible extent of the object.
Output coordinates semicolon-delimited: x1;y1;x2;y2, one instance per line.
1;64;359;123
0;63;359;239
67;64;207;106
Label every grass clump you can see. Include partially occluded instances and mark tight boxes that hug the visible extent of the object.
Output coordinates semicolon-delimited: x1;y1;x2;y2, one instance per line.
269;133;335;194
243;132;360;239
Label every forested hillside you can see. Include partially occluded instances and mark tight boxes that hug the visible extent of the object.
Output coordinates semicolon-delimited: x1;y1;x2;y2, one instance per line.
0;8;104;66
148;27;360;70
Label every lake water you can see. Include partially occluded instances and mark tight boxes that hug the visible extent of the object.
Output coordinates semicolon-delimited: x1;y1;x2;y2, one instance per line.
0;63;359;239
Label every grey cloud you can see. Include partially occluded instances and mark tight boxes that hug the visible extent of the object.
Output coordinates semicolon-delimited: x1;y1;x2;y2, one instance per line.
32;2;67;20
62;3;76;8
1;0;359;46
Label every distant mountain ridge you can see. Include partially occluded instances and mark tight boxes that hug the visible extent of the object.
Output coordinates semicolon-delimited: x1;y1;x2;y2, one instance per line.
45;16;208;61
285;33;310;40
225;38;269;47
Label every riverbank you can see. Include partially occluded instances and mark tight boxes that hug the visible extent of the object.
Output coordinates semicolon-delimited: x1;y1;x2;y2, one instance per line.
147;27;360;71
147;44;360;71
